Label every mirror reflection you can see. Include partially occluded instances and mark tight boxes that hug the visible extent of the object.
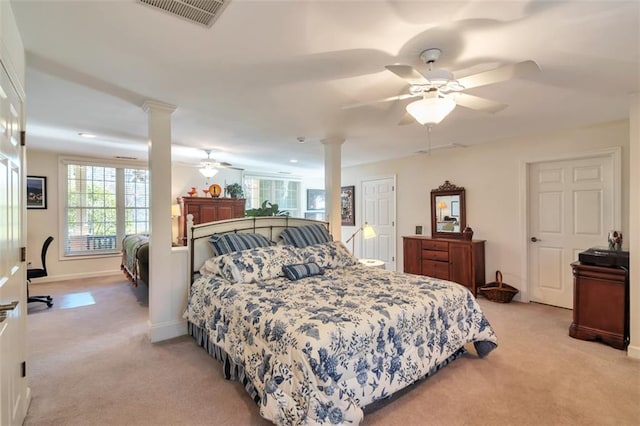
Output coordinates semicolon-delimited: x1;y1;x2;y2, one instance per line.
434;195;461;232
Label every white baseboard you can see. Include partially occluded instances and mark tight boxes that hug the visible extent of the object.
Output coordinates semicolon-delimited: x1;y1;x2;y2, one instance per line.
627;344;640;359
147;318;188;343
30;270;121;283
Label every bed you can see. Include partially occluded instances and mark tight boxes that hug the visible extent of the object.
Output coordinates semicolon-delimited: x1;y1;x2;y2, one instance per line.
183;217;497;425
121;234;149;287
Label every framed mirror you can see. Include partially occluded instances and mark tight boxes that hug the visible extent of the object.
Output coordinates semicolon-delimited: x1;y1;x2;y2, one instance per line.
431;180;466;239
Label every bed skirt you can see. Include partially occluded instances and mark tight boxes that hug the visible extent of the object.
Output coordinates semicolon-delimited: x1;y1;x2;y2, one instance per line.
188;322;261;404
188;322;468;412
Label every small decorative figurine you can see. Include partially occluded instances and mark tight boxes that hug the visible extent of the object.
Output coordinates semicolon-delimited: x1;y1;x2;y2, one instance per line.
187;187;197;197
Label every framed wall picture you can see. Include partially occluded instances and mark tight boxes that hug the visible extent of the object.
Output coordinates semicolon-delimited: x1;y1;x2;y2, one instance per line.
307;189;325;211
27;176;47;209
341;185;355;226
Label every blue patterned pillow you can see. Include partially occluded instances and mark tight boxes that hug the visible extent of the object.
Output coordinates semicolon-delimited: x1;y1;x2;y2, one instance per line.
298;241;358;269
209;233;274;255
279;224;332;248
282;262;324;281
220;245;303;283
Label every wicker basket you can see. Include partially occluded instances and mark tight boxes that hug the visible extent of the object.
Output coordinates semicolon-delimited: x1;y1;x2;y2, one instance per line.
479;271;518;303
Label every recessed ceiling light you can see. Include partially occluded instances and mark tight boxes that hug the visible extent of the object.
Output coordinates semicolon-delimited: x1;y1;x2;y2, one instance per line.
290;159;298;163
78;132;96;138
297;136;305;144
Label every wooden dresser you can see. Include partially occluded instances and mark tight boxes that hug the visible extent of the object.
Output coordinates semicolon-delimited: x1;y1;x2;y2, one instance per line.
403;236;485;296
569;262;629;350
178;197;245;245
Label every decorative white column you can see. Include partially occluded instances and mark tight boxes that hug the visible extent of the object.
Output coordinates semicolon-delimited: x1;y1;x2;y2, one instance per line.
628;93;640;359
321;137;345;238
142;100;181;342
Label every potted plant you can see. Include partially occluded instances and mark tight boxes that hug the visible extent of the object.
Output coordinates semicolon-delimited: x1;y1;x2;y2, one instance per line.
226;183;244;199
245;200;289;217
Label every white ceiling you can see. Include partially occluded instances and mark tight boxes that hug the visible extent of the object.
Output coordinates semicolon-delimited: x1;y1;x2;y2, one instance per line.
11;0;640;175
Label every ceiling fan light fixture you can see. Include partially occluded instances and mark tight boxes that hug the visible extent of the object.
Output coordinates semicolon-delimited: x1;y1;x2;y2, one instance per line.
406;97;456;125
199;165;218;178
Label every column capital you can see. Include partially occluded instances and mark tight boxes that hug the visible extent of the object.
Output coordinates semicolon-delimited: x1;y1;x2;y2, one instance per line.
142;100;177;114
321;136;345;146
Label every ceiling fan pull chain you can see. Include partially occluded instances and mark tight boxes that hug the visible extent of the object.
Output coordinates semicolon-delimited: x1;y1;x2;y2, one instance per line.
426;125;433;155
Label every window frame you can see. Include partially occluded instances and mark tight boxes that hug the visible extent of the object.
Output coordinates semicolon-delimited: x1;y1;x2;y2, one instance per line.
243;173;302;217
59;156;149;259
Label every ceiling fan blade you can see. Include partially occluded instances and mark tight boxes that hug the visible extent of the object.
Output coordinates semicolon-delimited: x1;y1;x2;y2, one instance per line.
385;65;427;85
342;93;418;110
217;161;232;168
453;93;508;113
398;112;416;126
457;60;541;90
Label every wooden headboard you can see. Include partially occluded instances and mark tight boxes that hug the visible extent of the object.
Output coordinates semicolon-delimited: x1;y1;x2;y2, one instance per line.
187;215;330;282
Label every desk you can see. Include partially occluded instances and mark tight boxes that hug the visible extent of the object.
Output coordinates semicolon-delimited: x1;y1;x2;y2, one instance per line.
359;258;385;269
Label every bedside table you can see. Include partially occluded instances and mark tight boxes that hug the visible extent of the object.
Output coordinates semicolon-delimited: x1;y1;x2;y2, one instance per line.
359;258;385;269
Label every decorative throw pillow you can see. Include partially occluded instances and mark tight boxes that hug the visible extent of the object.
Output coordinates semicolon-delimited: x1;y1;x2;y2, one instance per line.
298;241;358;269
199;255;235;282
220;244;303;284
209;233;274;256
282;262;324;281
279;224;332;248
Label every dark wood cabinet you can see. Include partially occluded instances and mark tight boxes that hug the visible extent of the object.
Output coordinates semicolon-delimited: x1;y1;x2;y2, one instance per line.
569;262;629;350
178;197;245;245
403;236;485;296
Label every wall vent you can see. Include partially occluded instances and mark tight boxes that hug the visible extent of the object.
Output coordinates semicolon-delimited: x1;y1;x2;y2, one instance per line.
137;0;229;28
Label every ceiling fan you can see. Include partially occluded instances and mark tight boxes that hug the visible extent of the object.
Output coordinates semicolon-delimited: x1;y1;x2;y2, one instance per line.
198;149;240;177
345;48;540;126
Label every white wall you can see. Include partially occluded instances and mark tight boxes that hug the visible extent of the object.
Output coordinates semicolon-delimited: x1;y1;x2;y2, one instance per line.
342;120;630;292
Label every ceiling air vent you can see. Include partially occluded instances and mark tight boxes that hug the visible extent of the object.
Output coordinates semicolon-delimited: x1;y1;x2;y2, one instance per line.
137;0;229;28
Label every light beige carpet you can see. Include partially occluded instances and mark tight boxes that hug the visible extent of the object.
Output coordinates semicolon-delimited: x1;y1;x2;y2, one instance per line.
24;276;640;426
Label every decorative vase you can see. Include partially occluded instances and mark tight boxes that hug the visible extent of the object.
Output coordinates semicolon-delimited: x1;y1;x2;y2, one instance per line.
462;226;474;241
187;187;197;197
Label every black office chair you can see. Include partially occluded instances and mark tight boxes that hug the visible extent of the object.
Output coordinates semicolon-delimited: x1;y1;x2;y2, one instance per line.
27;236;54;308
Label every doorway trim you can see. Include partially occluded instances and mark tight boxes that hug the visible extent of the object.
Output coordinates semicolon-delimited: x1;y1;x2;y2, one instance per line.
518;147;622;303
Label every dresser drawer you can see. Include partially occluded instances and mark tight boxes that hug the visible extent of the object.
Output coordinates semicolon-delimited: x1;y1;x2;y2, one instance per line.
422;260;450;280
421;239;448;251
422;249;449;262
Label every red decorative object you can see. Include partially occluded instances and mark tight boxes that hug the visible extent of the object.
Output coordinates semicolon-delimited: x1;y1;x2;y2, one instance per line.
203;188;211;197
187;187;197;197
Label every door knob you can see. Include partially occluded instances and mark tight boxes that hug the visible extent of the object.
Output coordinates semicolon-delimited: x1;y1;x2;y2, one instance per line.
530;237;539;242
0;301;19;312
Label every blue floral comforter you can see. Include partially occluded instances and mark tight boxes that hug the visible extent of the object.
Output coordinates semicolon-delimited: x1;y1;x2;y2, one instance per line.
185;264;497;425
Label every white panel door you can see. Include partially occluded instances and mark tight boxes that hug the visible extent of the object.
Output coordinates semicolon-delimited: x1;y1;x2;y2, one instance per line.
528;155;614;308
0;64;28;426
361;177;395;270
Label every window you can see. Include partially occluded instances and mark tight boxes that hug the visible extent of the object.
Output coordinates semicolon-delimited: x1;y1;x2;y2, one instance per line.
243;175;301;217
63;160;149;257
